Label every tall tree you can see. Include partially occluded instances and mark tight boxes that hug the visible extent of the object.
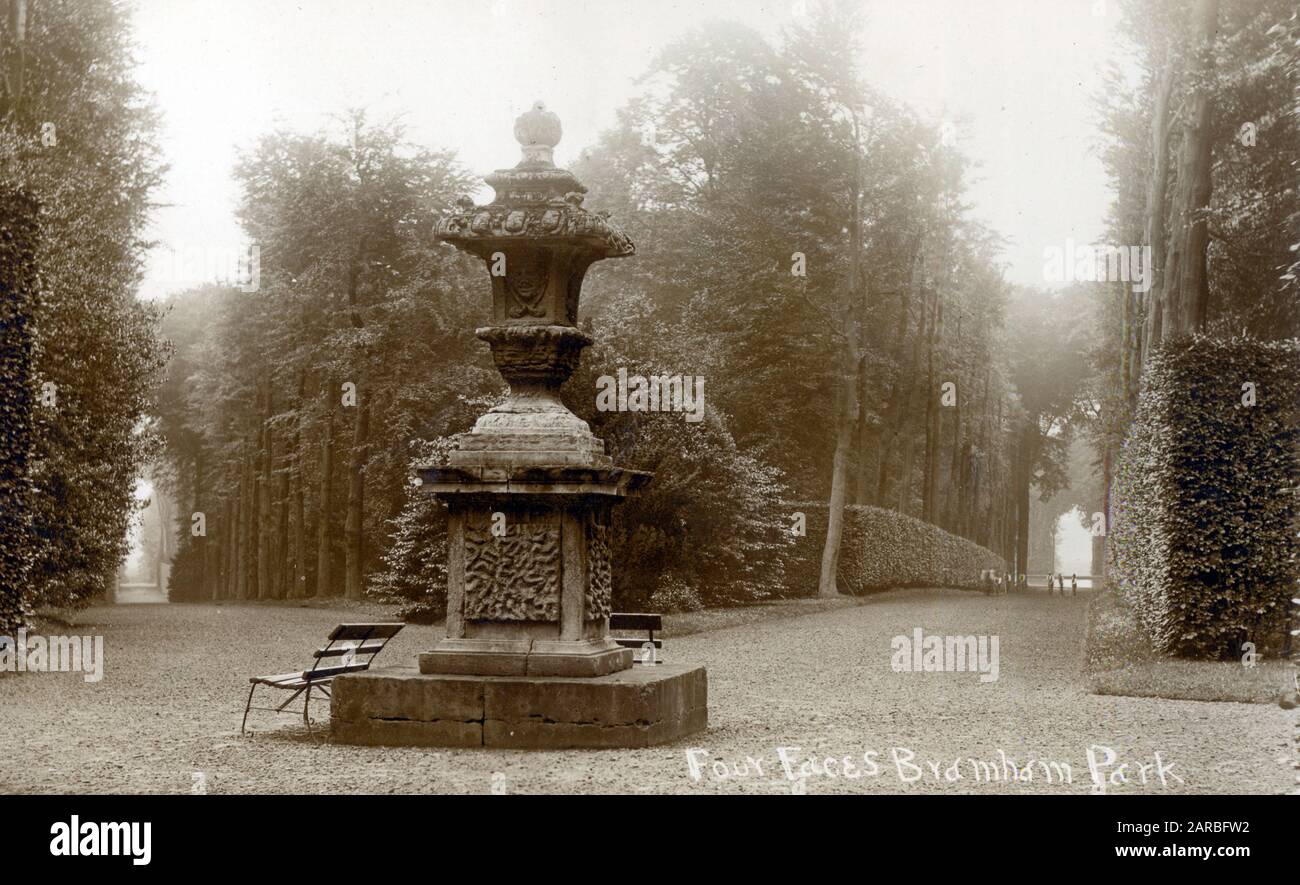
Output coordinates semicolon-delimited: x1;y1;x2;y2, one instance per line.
1160;0;1220;340
1;0;167;608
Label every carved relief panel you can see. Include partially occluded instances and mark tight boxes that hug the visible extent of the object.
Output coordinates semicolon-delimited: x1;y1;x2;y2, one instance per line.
462;509;562;621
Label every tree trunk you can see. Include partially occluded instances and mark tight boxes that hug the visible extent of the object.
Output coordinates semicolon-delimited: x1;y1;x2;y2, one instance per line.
344;393;369;599
343;238;370;600
217;497;232;600
192;450;206;598
817;122;863;598
316;385;336;596
1139;46;1176;375
1161;0;1218;340
207;524;220;600
274;444;289;599
257;383;273;598
225;493;239;599
896;426;917;515
155;488;168;593
1101;441;1113;582
1013;423;1036;577
921;291;941;524
236;450;250;600
962;364;990;539
943;315;965;532
245;434;260;599
1;1;29;117
291;463;307;598
852;353;872;504
273;449;288;600
978;395;999;550
287;371;308;598
875;252;922;505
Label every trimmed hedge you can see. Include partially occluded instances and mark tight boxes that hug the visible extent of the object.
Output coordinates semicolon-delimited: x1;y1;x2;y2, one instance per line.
1109;335;1300;658
786;502;1005;595
0;187;39;635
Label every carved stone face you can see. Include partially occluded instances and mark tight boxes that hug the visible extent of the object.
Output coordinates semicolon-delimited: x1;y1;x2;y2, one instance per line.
502;252;549;320
536;209;561;233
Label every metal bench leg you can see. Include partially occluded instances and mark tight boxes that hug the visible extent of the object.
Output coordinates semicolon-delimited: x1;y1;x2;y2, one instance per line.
241;683;257;736
304;684;320;741
275;686;306;711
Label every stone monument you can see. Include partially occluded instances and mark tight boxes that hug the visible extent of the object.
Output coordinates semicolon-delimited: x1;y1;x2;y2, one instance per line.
331;102;708;748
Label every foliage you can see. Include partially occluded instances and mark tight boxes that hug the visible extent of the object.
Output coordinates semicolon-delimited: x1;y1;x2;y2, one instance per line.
568;337;796;609
156;4;1104;609
1085;586;1295;703
1092;0;1300;519
1005;285;1093;571
0;185;38;632
647;573;705;614
1;0;167;608
572;8;1024;568
156;117;487;602
1109;335;1300;658
787;502;1005;595
370;439;452;622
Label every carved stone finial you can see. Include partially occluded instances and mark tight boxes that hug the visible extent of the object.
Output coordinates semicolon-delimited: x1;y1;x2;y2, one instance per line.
514;100;562;166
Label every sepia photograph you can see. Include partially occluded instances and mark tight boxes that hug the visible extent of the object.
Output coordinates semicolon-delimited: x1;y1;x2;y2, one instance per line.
0;0;1297;867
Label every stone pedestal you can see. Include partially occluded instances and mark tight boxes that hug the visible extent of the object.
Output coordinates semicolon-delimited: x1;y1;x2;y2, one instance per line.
330;101;706;749
416;464;651;677
332;664;707;749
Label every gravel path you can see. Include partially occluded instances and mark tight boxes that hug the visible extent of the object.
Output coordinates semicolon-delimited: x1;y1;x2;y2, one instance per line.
1;589;1293;794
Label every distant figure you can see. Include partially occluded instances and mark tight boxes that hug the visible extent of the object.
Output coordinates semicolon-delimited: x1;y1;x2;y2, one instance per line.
1004;572;1012;595
1047;572;1055;595
1058;574;1066;594
1018;574;1027;592
1071;574;1078;596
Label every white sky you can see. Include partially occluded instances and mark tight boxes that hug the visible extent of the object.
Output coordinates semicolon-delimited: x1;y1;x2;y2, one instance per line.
131;0;1120;299
1055;506;1095;574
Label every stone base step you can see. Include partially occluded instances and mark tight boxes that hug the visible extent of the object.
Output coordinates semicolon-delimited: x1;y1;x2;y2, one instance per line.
331;663;707;749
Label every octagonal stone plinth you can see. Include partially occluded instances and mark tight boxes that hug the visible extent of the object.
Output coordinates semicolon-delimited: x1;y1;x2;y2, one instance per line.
330;663;708;749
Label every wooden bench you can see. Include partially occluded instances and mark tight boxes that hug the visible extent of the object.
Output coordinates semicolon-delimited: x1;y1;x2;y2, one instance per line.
609;612;663;664
241;622;404;736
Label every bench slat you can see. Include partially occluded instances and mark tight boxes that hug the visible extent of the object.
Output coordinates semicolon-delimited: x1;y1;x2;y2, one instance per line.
314;641;387;658
250;671;308;686
609;613;662;631
329;623;405;641
304;663;371;680
613;638;663;650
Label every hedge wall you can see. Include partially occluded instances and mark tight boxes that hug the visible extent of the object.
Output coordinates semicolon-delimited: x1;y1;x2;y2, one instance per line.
1109;335;1300;658
0;188;40;634
786;502;1006;595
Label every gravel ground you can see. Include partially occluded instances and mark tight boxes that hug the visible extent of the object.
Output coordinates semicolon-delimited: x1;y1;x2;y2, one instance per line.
1;589;1294;795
